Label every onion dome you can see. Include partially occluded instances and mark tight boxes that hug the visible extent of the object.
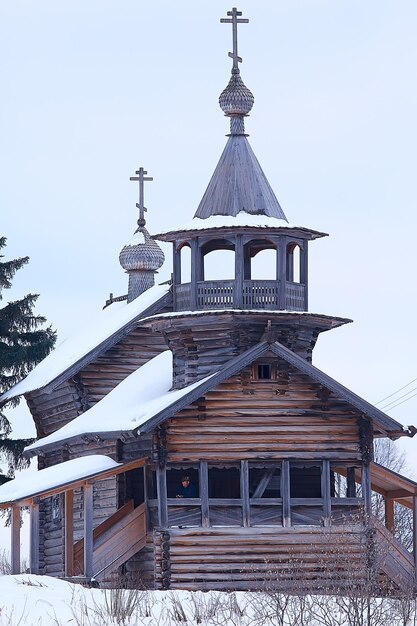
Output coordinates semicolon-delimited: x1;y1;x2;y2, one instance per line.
119;167;165;302
119;227;164;273
219;69;254;125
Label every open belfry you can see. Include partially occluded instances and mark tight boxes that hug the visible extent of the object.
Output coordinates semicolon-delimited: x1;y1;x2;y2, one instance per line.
0;8;416;594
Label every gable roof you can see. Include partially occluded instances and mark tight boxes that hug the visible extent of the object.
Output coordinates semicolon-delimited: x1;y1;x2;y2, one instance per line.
0;284;172;402
24;340;413;458
193;135;288;221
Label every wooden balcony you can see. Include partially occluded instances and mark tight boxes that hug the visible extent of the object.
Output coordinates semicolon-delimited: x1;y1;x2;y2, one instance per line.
175;279;306;312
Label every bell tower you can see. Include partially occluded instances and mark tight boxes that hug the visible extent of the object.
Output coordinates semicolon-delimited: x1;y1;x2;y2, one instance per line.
152;8;350;388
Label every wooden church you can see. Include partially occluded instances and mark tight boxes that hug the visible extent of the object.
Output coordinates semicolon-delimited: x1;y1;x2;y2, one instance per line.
1;8;417;595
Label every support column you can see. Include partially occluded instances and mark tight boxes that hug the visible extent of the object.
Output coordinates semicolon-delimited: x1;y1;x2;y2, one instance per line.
83;484;94;579
156;466;168;528
300;242;308;310
361;463;372;519
234;234;243;308
200;461;209;528
278;237;287;310
11;506;20;575
241;460;250;527
65;490;74;577
190;239;198;310
322;460;331;526
282;460;291;527
30;498;40;575
413;496;417;574
384;498;394;533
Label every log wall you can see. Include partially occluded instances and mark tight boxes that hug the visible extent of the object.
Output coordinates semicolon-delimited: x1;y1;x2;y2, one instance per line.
164;365;363;462
154;526;368;591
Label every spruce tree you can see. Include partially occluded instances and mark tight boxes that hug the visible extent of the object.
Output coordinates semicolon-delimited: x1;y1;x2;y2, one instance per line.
0;237;56;483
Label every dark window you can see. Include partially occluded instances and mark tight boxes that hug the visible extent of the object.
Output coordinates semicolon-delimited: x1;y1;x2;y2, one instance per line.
257;363;272;379
290;465;322;498
208;467;240;499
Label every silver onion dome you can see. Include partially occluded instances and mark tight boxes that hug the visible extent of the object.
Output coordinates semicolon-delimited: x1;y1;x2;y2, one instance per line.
119;227;165;273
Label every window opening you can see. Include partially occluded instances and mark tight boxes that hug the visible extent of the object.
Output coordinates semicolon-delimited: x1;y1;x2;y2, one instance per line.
203;249;235;281
254;363;275;380
290;464;322;498
249;465;281;498
208;466;240;499
180;245;191;284
166;468;199;498
250;248;277;280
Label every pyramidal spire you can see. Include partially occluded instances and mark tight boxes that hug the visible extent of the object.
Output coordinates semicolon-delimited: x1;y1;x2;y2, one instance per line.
193;9;287;222
219;7;254;136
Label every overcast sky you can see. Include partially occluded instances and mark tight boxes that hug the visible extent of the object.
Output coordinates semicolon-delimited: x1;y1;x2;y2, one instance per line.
1;1;416;554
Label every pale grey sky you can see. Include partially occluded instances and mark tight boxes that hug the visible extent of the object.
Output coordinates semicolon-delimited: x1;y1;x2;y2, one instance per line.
1;1;416;553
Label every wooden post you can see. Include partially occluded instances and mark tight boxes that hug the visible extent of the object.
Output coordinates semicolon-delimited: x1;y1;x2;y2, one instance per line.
30;498;40;575
278;237;287;310
234;234;243;308
64;490;74;577
413;496;417;574
282;460;291;527
156;466;168;528
83;483;94;579
241;460;250;527
200;461;210;528
362;463;372;519
322;460;331;526
384;497;394;533
346;467;356;497
190;239;199;310
11;506;20;575
300;242;308;310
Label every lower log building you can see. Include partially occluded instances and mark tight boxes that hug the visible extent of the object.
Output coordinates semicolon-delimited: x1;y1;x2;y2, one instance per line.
0;7;416;596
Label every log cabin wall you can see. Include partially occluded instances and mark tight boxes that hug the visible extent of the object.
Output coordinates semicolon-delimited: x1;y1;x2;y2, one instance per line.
163;364;363;463
153;313;331;389
27;326;168;440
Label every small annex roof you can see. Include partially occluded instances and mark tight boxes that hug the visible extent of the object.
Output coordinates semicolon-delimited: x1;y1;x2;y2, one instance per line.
24;351;214;457
25;340;414;458
0;455;120;508
0;284;171;402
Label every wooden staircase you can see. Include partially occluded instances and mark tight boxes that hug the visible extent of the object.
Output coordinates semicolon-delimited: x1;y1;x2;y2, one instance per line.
371;515;415;593
73;501;147;580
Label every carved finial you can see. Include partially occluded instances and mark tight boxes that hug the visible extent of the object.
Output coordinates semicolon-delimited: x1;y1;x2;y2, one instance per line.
129;167;153;227
220;7;249;71
219;8;254;135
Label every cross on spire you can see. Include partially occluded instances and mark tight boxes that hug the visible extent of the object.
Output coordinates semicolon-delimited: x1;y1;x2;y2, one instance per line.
220;7;249;70
129;167;153;227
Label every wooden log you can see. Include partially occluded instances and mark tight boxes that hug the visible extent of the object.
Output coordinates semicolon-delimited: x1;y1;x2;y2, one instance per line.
30;499;40;574
83;484;93;578
65;490;74;576
11;506;20;575
200;461;209;528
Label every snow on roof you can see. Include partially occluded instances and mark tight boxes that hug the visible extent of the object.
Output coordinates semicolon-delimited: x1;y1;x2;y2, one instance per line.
25;351;213;454
0;455;120;505
0;283;170;401
154;212;325;237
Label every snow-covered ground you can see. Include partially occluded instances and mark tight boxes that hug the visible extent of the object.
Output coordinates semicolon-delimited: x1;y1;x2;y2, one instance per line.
0;574;415;626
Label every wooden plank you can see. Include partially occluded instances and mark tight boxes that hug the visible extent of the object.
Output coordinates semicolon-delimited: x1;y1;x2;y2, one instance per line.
200;461;209;528
385;498;394;533
361;463;371;518
413;496;417;573
64;490;74;576
322;460;331;526
83;484;94;578
157;466;168;528
30;499;40;575
241;461;250;527
347;467;356;497
282;460;291;527
11;506;20;575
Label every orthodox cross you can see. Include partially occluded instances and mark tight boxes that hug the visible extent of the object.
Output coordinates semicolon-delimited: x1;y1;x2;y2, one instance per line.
220;7;249;70
130;167;153;227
